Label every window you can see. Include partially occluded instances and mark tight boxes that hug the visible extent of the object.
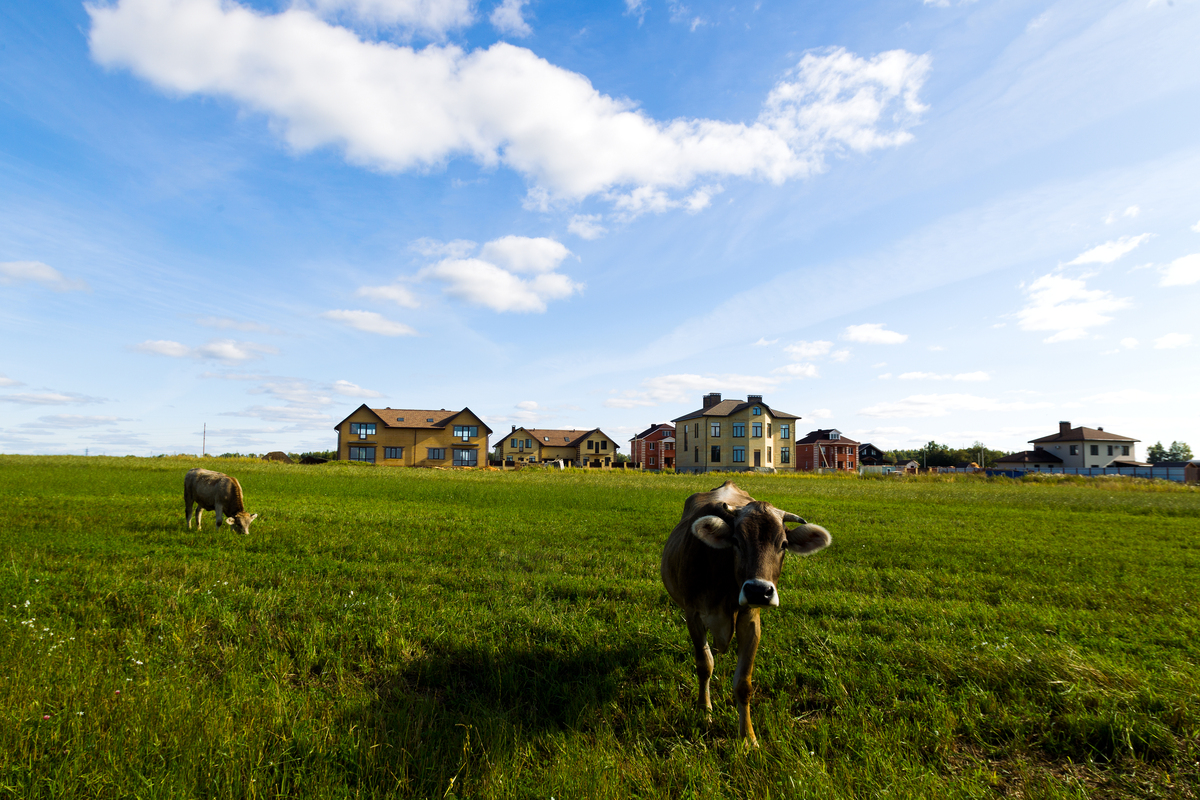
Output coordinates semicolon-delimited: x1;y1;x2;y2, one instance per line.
587;440;594;451
752;407;762;415
710;422;721;437
348;446;375;463
694;446;699;463
511;438;518;447
767;446;772;463
452;449;477;467
683;429;688;449
830;431;840;440
732;447;746;463
732;423;746;437
349;422;376;440
711;445;721;463
767;424;772;437
1122;445;1129;456
384;447;403;459
1069;445;1079;456
694;423;699;438
780;424;790;439
601;441;608;450
525;439;532;448
751;422;762;437
780;447;790;464
649;456;656;466
453;425;479;441
1090;445;1099;456
649;441;657;451
506;454;513;462
427;448;446;460
1107;445;1113;456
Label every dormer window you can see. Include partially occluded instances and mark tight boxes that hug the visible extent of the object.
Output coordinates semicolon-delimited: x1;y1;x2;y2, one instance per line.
830;431;840;440
752;407;762;415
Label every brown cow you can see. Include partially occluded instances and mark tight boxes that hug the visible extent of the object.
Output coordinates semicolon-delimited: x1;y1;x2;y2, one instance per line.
184;468;258;534
661;480;830;744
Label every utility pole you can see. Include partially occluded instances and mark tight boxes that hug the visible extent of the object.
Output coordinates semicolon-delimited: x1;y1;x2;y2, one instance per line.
203;423;206;457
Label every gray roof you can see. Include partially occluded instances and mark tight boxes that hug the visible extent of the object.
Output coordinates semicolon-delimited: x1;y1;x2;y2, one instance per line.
1030;426;1138;444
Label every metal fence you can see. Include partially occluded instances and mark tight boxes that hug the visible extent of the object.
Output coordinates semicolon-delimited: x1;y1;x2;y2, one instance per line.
984;465;1191;482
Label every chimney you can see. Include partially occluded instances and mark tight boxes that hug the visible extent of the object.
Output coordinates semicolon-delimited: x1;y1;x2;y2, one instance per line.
703;392;722;409
1059;421;1070;436
748;394;763;405
1097;427;1103;432
512;425;516;432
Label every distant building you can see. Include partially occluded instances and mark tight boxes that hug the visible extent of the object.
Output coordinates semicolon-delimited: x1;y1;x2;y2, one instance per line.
497;426;621;467
795;429;860;472
335;404;491;467
1028;421;1140;469
994;449;1063;471
673;393;801;473
858;442;892;466
630;423;675;469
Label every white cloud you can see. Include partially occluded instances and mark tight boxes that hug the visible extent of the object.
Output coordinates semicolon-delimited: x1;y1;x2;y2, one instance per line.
0;261;89;292
1192;220;1200;233
320;309;418;336
877;373;892;379
897;371;989;381
196;316;279;333
1066;233;1151;265
297;0;474;35
419;236;580;313
568;214;607;240
1154;332;1192;349
842;323;907;344
1124;205;1140;218
1158;253;1200;286
0;392;105;405
490;0;531;37
356;282;421;307
830;349;851;362
784;339;832;359
859;393;1053;419
1120;337;1138;349
479;236;572;274
332;379;383;397
0;375;23;387
927;344;945;351
26;415;125;428
89;3;930;206
808;408;832;419
516;400;538;410
410;238;476;258
1085;389;1158;405
604;373;777;408
134;338;278;361
753;337;779;346
772;362;819;378
1015;273;1130;343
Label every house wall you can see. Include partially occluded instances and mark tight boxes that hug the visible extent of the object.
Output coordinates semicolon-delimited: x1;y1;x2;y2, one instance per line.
336;408;488;467
496;429;619;466
631;426;676;467
1037;439;1135;469
678;404;794;473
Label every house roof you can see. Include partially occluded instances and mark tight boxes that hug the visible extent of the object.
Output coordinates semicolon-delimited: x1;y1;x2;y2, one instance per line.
995;449;1064;464
796;428;861;446
334;404;493;434
1030;425;1138;444
631;423;674;441
672;399;800;422
509;427;619;448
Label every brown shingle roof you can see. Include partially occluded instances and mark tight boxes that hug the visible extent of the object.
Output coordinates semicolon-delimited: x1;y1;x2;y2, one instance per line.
673;400;800;422
510;427;617;448
334;404;492;433
795;429;860;446
995;449;1063;464
1029;426;1138;444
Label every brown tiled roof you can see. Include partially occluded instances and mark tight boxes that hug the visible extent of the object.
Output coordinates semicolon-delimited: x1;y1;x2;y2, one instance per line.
795;429;860;446
673;400;800;422
334;404;492;433
511;427;617;448
995;449;1063;464
1030;426;1138;444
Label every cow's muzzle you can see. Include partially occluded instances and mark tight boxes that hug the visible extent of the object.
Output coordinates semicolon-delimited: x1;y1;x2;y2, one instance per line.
739;579;779;608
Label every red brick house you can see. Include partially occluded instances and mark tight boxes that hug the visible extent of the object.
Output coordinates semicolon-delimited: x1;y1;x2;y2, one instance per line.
795;429;860;472
629;423;675;468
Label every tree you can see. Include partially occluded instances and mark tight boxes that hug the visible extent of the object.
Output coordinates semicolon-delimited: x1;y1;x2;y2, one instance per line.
1167;441;1193;461
1146;442;1168;463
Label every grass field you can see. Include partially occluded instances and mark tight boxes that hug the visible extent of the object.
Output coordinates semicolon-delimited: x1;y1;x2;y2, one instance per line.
1;455;1197;799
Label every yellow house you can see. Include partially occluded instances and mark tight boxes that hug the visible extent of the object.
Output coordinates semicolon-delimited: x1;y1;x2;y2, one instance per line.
496;426;621;467
672;393;802;473
334;404;492;467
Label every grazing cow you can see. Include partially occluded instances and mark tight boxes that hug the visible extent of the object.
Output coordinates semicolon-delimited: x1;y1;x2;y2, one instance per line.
661;480;830;745
184;468;258;534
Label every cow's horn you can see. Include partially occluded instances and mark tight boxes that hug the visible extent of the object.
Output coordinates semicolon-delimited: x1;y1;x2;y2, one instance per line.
781;511;807;524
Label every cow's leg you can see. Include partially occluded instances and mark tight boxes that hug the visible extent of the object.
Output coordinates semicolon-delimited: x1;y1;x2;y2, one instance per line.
185;492;193;529
685;612;714;715
733;608;762;745
213;503;223;531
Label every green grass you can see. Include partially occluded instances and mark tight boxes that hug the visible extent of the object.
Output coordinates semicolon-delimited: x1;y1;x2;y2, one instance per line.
1;455;1197;799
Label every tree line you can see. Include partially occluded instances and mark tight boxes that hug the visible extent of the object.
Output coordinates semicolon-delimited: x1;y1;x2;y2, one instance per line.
886;441;1008;469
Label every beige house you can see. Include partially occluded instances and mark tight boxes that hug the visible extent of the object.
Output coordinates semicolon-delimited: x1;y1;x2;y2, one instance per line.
1028;421;1140;469
672;393;802;473
496;426;621;467
334;404;492;467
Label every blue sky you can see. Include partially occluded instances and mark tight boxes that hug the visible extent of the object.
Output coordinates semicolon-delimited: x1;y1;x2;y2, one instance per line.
2;0;1198;457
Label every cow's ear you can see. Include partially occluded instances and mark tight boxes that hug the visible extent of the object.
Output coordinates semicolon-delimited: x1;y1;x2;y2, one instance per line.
249;514;258;522
224;517;235;526
691;515;734;549
784;523;831;555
